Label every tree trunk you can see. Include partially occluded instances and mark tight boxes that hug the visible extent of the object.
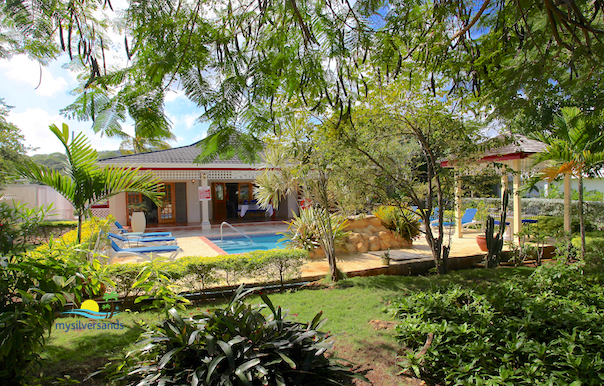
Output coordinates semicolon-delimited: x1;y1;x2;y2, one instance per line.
321;210;339;282
77;214;83;244
579;175;586;258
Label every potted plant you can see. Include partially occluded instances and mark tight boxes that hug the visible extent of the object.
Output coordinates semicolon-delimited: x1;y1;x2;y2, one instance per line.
128;202;149;233
380;249;391;266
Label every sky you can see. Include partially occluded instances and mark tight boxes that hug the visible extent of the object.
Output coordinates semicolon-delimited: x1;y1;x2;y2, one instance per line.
0;53;210;156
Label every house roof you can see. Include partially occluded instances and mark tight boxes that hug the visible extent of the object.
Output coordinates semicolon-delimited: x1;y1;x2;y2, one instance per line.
98;140;252;167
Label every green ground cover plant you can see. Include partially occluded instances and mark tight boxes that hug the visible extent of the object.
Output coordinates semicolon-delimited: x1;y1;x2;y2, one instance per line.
103;286;366;385
392;262;604;385
40;269;533;385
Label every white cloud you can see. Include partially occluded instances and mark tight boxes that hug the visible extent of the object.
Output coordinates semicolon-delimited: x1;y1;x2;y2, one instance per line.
183;113;199;129
165;89;186;102
0;56;69;97
8;108;123;155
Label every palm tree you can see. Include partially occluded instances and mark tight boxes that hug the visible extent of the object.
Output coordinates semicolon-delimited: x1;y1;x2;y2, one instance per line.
531;107;604;257
14;123;164;243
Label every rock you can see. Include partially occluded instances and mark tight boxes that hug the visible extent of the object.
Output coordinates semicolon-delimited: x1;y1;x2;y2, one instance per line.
349;233;364;245
314;247;326;258
401;238;413;248
369;217;383;227
365;225;379;235
369;236;381;251
345;243;356;253
356;242;368;253
378;231;390;241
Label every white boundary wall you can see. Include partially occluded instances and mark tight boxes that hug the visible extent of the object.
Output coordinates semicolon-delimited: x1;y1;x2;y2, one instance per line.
0;184;76;220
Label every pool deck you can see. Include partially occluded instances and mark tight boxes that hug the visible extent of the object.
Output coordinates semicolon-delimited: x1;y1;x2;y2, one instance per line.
109;223;494;278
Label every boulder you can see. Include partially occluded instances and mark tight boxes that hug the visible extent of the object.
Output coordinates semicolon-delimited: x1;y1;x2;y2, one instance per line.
369;217;383;227
345;242;356;253
378;231;391;241
349;233;364;245
365;225;379;235
314;247;326;258
356;242;368;253
369;236;381;251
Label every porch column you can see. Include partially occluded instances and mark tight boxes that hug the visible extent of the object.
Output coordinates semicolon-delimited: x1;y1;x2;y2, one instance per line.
564;173;571;234
455;172;463;238
201;172;211;231
512;159;522;244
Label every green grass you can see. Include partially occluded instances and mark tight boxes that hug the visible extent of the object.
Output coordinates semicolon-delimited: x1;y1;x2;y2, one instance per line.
39;267;534;384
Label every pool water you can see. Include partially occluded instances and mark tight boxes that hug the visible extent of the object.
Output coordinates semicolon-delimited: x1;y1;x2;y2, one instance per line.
207;233;285;254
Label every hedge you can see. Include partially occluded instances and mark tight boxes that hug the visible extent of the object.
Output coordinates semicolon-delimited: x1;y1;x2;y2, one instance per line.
104;249;309;296
463;197;604;228
35;220;78;243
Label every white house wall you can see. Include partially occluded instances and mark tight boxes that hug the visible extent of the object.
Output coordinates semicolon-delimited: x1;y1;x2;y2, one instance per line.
187;180;201;223
109;193;128;225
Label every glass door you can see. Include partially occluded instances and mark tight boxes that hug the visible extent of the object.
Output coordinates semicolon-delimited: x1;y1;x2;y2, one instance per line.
158;183;176;223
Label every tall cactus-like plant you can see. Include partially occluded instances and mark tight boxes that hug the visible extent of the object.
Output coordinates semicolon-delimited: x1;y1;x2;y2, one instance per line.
485;189;509;268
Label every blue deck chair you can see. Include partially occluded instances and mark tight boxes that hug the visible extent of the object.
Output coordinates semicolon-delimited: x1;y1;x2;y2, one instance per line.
108;239;181;263
114;221;172;237
418;207;439;223
431;208;478;229
107;232;177;247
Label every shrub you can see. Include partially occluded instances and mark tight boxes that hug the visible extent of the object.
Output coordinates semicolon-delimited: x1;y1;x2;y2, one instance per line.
464;197;604;229
374;205;420;241
279;207;349;251
0;200;54;253
391;264;604;385
105;250;309;297
0;245;113;384
35;220;77;243
104;286;364;385
34;216;114;260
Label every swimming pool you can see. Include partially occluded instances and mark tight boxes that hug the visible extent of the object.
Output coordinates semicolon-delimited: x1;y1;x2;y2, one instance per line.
205;233;285;254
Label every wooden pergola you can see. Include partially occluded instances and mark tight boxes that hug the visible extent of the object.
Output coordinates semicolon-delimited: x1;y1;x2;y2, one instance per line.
442;135;572;242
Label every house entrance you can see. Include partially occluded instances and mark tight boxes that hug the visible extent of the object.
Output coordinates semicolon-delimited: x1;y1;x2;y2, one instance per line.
211;182;254;222
126;182;187;226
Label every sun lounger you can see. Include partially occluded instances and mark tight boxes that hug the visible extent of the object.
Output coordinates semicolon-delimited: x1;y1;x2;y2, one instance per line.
108;239;181;263
107;232;177;247
431;208;478;229
114;221;172;237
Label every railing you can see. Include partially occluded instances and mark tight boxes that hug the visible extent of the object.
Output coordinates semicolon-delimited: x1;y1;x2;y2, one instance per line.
220;222;253;244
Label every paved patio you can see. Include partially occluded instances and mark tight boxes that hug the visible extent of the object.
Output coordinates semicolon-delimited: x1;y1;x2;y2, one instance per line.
109;223;491;277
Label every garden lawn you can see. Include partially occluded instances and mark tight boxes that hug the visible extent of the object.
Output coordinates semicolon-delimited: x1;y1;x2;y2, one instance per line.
38;267;534;385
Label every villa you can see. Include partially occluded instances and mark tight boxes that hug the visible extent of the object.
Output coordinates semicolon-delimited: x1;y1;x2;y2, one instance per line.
98;141;299;229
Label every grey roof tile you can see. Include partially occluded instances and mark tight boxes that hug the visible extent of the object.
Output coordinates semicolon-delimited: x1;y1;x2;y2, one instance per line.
98;140;248;165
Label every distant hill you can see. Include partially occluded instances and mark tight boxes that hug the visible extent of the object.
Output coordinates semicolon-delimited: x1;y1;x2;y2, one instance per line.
30;150;123;171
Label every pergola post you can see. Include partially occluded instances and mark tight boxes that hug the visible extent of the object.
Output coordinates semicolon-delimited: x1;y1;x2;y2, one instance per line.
512;159;522;244
455;172;463;238
564;173;571;234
